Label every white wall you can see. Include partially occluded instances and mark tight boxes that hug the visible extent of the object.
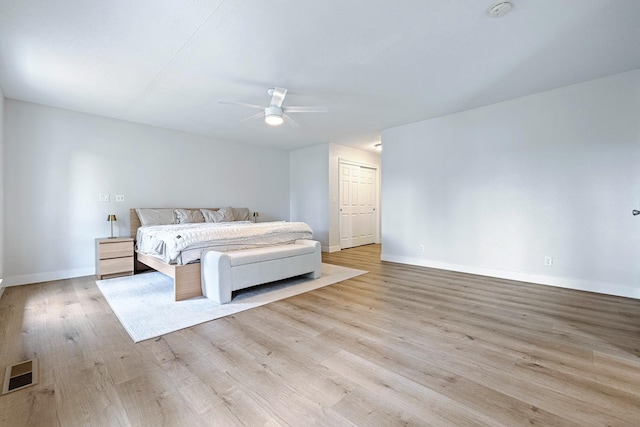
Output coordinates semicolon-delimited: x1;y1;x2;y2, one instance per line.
0;88;4;298
382;69;640;299
290;143;330;249
3;100;291;286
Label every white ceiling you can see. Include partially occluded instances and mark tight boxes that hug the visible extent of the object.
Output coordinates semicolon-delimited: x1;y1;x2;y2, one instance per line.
1;1;639;152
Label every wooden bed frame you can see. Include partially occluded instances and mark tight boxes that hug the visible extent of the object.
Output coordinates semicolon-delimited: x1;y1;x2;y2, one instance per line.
130;208;221;301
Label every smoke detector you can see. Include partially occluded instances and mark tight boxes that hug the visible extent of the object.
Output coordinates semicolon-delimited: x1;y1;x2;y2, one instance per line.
489;1;512;17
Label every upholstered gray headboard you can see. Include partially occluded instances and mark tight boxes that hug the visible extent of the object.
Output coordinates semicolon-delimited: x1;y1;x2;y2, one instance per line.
129;207;251;239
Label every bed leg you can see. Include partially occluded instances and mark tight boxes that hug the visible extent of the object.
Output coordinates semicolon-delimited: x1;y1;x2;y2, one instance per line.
174;263;203;301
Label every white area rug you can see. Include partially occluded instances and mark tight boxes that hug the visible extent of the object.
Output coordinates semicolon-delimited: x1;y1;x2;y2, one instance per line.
96;263;366;342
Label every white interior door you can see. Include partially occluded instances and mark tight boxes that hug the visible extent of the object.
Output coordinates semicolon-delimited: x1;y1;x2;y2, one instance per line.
340;161;377;249
359;166;375;245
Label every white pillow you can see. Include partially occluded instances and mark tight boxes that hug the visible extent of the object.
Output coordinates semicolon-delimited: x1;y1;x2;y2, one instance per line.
135;208;176;226
174;209;204;224
201;207;234;223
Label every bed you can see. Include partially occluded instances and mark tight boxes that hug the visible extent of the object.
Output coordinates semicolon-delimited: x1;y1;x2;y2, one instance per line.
130;208;317;301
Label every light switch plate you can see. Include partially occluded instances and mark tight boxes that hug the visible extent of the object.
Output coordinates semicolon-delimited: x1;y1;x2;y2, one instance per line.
99;194;110;202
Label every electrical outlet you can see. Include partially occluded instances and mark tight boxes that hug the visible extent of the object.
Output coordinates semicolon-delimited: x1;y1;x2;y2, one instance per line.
99;194;110;202
419;244;425;252
115;194;125;202
544;256;553;266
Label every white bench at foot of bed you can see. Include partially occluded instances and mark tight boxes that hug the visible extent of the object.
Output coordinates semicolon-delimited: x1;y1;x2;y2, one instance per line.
201;239;322;304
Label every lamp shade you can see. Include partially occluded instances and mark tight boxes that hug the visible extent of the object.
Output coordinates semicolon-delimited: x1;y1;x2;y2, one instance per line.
265;113;284;126
107;214;117;238
264;106;284;126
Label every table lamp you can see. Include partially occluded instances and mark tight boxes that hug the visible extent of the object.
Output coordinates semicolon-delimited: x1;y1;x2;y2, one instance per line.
107;214;117;238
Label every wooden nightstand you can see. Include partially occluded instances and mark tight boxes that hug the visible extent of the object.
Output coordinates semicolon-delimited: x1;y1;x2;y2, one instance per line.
95;237;134;279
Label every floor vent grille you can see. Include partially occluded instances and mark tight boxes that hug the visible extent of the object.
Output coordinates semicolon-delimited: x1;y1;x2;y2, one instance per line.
2;359;38;395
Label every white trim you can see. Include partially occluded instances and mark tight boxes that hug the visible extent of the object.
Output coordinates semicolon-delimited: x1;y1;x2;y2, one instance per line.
2;267;95;287
322;245;342;253
381;254;640;300
0;279;4;300
338;158;379;170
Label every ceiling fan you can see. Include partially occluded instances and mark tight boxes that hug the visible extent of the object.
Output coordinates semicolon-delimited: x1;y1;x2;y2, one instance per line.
219;87;328;127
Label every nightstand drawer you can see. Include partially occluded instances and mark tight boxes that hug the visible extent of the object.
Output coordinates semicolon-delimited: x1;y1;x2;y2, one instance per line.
100;257;134;276
99;241;133;259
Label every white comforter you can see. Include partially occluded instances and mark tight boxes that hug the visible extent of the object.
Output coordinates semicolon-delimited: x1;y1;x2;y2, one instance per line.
136;221;314;265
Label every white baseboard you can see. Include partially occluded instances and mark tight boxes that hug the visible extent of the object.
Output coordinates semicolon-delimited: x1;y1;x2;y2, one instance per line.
321;245;342;253
0;279;4;300
3;267;95;288
381;254;640;300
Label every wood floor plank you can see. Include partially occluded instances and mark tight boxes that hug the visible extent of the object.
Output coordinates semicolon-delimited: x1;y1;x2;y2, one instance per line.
322;329;579;427
1;244;640;426
332;385;427;427
323;349;501;426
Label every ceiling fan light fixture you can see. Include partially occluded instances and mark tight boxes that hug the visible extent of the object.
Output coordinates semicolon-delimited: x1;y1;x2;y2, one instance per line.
265;114;284;126
220;88;326;127
265;106;284;126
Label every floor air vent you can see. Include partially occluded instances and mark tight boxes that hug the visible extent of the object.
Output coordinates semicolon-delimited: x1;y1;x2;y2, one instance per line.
2;359;38;395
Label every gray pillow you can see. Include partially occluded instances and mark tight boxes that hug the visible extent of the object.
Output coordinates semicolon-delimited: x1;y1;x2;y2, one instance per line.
201;207;234;223
231;207;250;221
174;209;204;224
136;208;176;226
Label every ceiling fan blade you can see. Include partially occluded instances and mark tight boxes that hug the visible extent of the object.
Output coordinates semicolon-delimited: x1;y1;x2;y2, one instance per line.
270;87;287;108
218;100;264;109
284;106;328;113
283;113;300;128
238;110;264;124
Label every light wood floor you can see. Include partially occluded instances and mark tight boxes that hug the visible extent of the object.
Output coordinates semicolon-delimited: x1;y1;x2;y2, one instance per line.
1;244;640;426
